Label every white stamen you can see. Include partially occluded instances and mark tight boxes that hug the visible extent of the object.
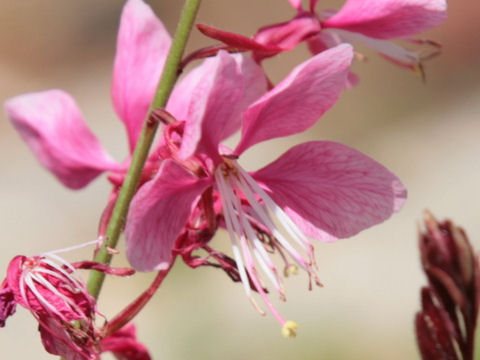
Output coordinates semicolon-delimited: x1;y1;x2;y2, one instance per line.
234;171;309;270
236;166;312;250
23;275;65;319
29;272;85;319
40;256;84;290
41;239;101;256
230;177;283;294
215;171;252;299
215;160;322;325
329;29;420;65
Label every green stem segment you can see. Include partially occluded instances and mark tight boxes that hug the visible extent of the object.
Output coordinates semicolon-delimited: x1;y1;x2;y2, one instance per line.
87;0;202;299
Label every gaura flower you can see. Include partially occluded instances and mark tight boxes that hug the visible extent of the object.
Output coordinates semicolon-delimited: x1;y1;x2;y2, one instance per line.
0;243;136;360
124;43;407;336
0;243;137;360
4;0;171;190
199;0;447;81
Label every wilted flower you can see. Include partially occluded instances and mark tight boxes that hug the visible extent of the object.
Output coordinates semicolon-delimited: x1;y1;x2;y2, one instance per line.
0;253;98;359
0;244;136;360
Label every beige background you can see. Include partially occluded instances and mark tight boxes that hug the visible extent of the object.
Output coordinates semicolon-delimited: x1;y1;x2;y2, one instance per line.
0;0;479;359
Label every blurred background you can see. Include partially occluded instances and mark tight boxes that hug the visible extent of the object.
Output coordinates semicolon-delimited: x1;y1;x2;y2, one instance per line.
0;0;479;359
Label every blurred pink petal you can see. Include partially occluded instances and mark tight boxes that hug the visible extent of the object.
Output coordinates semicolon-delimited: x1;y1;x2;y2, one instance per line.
254;13;321;56
39;317;96;360
167;51;266;161
5;90;121;189
253;141;407;240
235;44;353;154
111;0;171;151
125;160;211;271
288;0;302;11
101;325;151;360
324;0;447;39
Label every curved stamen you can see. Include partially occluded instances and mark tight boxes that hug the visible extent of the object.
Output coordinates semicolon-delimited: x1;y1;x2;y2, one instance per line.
234;171;309;270
215;171;252;300
236;166;314;252
23;275;66;320
231;178;284;297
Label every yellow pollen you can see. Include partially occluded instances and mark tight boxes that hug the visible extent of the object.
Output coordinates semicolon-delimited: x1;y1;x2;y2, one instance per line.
281;320;299;338
284;264;299;277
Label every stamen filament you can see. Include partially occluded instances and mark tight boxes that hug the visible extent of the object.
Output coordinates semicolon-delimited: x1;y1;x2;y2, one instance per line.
235;171;309;270
23;275;65;320
29;272;86;320
236;166;313;251
215;171;252;299
231;178;283;295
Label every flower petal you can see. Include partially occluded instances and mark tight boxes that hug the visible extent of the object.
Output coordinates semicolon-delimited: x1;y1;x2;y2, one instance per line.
253;13;321;54
288;0;303;11
125;160;211;272
323;0;447;39
307;32;360;88
39;317;95;360
167;51;266;161
5;90;121;189
252;141;407;241
235;44;353;155
0;281;16;327
111;0;171;151
101;325;151;360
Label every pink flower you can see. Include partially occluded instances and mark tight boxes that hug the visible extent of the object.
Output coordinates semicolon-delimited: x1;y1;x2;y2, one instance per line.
199;0;447;80
0;246;137;360
124;44;407;335
0;253;98;359
4;0;171;190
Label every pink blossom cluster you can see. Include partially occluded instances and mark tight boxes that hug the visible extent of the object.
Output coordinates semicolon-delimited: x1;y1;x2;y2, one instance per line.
1;0;446;358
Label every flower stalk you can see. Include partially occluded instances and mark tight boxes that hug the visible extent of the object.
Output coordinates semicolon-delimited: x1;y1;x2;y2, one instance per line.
87;0;202;299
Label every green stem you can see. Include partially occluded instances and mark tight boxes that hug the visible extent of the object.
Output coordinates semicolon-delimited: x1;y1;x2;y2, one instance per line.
87;0;202;299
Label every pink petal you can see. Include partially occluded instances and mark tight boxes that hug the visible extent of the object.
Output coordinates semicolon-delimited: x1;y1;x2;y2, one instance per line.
101;325;151;360
166;51;266;161
125;160;211;272
0;282;16;327
39;317;95;360
252;141;407;241
288;0;303;11
323;0;447;39
111;0;171;151
307;32;342;54
5;90;121;189
235;44;353;155
253;13;321;56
